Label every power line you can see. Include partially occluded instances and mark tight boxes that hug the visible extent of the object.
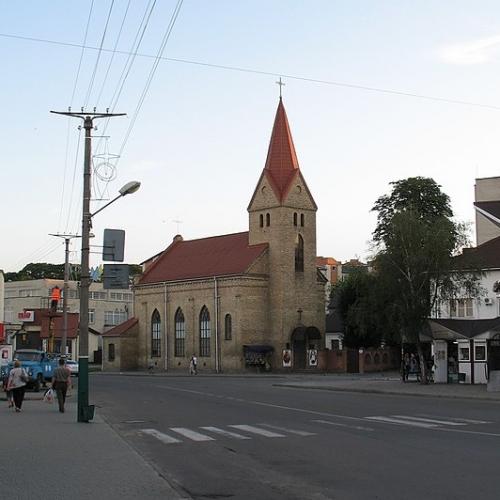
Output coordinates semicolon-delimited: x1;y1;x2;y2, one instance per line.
95;0;132;108
84;0;115;108
118;0;183;156
2;31;500;111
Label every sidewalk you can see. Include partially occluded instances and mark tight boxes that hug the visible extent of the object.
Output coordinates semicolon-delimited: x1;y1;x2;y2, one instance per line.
275;372;500;401
0;398;189;500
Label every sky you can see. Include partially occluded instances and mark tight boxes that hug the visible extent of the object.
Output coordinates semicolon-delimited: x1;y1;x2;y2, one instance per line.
2;0;500;273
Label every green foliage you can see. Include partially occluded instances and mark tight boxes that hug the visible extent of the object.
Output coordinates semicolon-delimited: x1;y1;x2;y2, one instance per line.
371;178;483;345
129;264;143;277
372;177;453;244
5;263;65;281
331;270;399;349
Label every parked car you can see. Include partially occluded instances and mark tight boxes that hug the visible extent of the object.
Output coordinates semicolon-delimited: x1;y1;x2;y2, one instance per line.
65;360;79;376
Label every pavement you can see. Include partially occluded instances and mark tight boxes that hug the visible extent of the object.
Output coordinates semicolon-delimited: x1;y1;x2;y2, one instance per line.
1;372;498;499
0;394;189;500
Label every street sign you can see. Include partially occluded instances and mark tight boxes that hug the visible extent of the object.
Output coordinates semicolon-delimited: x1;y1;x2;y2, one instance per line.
103;264;129;289
103;229;125;262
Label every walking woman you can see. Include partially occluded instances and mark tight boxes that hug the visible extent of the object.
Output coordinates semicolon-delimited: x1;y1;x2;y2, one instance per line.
7;360;29;412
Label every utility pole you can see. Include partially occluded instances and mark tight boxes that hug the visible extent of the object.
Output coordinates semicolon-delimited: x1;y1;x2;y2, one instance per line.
49;233;81;357
51;109;125;422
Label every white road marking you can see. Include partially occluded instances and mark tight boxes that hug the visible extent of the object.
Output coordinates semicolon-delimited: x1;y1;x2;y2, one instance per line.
170;427;215;441
365;416;437;428
417;414;492;425
313;419;374;432
391;415;465;426
259;423;316;436
140;429;181;444
229;425;285;437
200;426;251;439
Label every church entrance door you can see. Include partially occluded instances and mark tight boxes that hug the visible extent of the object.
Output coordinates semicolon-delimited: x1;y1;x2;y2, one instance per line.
291;326;321;370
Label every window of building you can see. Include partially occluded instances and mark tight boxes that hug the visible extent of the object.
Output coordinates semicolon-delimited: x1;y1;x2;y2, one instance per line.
108;343;115;362
459;347;470;361
89;291;107;300
174;308;185;357
259;214;264;228
19;289;35;297
69;289;79;299
104;310;127;326
151;309;161;357
123;293;133;301
450;298;473;318
300;213;304;227
295;234;304;272
475;345;486;361
293;213;297;226
266;213;270;227
89;309;95;325
224;314;232;340
199;306;211;357
110;292;123;301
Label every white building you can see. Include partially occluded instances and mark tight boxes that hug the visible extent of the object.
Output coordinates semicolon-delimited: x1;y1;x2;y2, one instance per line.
429;176;500;384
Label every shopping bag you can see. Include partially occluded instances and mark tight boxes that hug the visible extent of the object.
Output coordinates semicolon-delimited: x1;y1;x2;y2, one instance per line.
43;388;54;404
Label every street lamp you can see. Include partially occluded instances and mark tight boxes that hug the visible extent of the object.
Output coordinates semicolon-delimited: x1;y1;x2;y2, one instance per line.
78;180;140;423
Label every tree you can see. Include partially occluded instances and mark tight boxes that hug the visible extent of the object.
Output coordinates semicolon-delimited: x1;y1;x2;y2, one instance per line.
372;177;483;383
331;270;399;349
4;263;65;281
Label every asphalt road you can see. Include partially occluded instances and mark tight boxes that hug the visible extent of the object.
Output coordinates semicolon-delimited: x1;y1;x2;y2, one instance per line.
91;374;500;500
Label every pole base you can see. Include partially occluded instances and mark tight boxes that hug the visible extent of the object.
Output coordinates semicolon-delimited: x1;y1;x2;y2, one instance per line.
78;404;95;422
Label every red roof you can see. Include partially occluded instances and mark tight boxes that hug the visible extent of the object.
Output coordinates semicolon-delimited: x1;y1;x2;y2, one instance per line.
139;232;268;284
264;98;300;202
102;318;138;337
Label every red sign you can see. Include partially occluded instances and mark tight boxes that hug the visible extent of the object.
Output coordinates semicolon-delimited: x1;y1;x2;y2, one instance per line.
18;311;35;322
0;323;4;343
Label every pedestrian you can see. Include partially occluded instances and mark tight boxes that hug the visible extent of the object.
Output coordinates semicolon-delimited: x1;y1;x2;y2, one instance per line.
2;372;14;408
50;286;61;313
190;354;197;375
7;359;29;412
402;353;410;382
51;358;72;413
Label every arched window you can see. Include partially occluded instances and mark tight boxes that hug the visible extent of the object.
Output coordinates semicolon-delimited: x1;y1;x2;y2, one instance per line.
300;213;304;227
266;213;270;227
151;309;161;357
259;214;264;228
293;212;297;226
174;308;185;357
224;313;232;340
199;306;211;357
295;234;304;272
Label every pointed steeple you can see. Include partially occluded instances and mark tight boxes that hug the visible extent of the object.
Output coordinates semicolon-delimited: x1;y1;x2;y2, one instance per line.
264;98;300;203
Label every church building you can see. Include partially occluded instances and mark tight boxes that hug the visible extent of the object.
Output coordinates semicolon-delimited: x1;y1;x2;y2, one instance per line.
134;98;325;372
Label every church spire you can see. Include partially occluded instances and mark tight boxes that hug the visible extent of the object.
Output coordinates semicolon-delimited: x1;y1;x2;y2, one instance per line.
264;98;300;203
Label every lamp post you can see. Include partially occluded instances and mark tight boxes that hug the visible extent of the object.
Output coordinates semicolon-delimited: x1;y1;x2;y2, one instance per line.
51;108;142;422
76;180;140;422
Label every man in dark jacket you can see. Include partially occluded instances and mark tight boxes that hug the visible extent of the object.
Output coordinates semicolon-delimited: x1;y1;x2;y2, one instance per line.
51;358;72;413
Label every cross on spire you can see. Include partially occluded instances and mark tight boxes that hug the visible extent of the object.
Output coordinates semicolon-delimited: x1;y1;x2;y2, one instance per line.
276;77;285;98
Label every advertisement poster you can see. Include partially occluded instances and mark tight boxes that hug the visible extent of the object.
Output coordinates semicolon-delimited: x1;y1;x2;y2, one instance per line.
308;349;318;367
282;349;292;368
0;345;13;368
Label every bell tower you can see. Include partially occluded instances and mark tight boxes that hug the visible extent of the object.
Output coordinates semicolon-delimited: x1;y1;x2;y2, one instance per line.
248;98;323;365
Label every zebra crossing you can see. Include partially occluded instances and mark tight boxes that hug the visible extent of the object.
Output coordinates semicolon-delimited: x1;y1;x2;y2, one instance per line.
139;423;316;445
364;414;491;429
138;415;494;446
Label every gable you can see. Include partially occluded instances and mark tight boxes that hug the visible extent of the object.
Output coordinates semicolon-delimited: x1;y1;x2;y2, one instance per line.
282;171;317;210
248;171;281;212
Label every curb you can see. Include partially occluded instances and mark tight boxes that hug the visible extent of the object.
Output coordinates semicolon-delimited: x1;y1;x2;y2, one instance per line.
274;383;500;402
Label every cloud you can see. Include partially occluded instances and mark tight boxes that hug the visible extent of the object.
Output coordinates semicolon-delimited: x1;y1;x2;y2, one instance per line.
439;35;500;65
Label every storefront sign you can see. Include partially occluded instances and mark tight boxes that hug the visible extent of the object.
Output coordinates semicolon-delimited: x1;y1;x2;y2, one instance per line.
18;310;35;322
